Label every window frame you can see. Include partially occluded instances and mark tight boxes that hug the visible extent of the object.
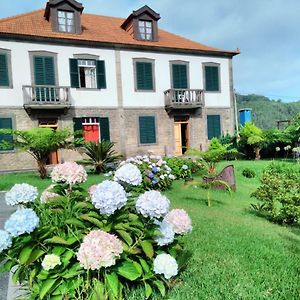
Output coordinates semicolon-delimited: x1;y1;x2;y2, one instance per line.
78;59;97;89
0;115;15;153
133;58;155;92
169;60;190;89
57;10;76;33
29;51;59;87
137;20;153;40
207;114;222;140
138;115;158;145
0;48;13;89
203;62;221;93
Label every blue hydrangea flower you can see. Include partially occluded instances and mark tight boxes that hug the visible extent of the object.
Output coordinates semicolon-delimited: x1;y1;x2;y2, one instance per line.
152;167;158;174
152;179;158;185
5;183;38;206
154;221;175;246
182;165;188;170
0;230;12;252
148;172;154;179
5;208;39;237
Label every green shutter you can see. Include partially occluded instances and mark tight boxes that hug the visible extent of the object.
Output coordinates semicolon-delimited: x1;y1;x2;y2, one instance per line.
69;59;79;88
34;56;55;85
207;115;221;140
136;62;153;90
0;117;13;151
172;64;188;89
205;66;219;91
100;117;110;142
96;60;106;89
73;117;83;146
139;116;156;144
0;54;9;87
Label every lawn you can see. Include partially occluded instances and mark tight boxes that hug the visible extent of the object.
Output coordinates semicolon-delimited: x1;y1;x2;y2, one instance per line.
0;160;299;299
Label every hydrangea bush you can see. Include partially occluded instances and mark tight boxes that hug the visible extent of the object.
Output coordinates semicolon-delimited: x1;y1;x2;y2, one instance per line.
118;155;176;191
0;161;192;299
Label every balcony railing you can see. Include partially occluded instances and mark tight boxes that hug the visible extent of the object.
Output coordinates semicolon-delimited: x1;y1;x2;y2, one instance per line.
23;85;71;110
164;89;204;110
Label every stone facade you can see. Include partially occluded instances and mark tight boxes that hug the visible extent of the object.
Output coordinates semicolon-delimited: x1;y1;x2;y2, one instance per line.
0;106;234;171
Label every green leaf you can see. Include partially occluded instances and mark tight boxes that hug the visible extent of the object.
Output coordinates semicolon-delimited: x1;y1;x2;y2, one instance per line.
66;236;78;245
74;201;94;210
19;246;34;265
12;266;23;284
116;230;133;246
52;246;66;256
65;218;86;228
117;261;142;281
90;279;105;300
80;214;103;228
154;280;166;297
27;248;45;265
140;240;154;259
29;268;38;288
61;250;74;266
106;272;119;298
139;258;150;273
0;260;14;272
62;263;83;279
44;236;69;245
39;278;58;299
144;282;152;299
37;270;49;281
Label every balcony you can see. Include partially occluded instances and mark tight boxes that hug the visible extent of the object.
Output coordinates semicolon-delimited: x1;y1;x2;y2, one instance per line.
23;85;71;112
164;89;204;111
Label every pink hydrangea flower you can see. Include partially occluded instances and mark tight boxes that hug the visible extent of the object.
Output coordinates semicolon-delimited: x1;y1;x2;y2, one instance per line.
164;209;192;235
77;230;123;270
88;184;97;196
51;162;87;185
40;185;59;204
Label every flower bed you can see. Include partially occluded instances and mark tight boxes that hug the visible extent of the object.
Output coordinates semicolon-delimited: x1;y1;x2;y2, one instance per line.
0;161;192;299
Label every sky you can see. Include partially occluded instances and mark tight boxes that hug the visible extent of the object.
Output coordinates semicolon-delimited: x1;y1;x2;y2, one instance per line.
0;0;299;102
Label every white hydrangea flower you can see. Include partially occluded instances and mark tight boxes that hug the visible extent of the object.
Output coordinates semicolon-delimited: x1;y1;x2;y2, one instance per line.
92;180;127;215
5;183;38;206
42;254;61;271
114;163;142;186
40;185;59;204
135;191;170;219
168;174;176;180
153;253;178;279
154;220;175;246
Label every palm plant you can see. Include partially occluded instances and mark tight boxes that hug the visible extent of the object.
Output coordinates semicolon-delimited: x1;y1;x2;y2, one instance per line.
80;140;122;174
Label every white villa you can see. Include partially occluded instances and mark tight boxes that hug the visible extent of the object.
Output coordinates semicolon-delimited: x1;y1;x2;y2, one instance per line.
0;0;239;171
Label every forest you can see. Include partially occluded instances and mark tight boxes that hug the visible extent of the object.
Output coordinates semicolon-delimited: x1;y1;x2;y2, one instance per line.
237;94;300;129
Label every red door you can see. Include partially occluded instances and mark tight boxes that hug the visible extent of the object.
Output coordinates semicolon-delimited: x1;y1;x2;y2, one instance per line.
83;125;99;143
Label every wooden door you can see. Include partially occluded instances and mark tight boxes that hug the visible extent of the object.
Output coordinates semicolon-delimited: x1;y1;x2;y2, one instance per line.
174;123;182;156
83;125;99;143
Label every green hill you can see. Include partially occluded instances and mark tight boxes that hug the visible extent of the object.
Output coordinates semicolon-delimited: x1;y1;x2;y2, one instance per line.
236;94;300;130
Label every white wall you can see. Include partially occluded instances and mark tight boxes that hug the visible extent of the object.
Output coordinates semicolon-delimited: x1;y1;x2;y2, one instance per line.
0;39;232;109
120;50;231;108
0;40;118;107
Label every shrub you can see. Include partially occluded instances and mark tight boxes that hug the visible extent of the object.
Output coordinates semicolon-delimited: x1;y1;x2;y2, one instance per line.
251;163;300;225
0;162;192;299
242;168;256;178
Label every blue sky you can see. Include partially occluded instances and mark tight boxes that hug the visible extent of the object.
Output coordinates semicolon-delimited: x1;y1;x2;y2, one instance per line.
0;0;299;102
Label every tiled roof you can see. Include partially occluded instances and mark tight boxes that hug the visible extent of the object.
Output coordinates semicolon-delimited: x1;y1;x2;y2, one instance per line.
0;9;239;56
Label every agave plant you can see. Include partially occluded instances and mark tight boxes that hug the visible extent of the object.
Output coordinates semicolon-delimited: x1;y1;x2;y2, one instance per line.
80;140;122;174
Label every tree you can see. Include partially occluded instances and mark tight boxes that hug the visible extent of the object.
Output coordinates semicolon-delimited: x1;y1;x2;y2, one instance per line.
238;122;264;160
0;127;72;178
79;141;122;174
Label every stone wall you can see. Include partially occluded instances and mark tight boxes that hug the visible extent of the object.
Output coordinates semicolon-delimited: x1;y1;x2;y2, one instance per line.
0;106;234;171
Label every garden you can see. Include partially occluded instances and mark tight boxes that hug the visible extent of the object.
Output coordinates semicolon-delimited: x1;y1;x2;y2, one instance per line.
0;116;300;299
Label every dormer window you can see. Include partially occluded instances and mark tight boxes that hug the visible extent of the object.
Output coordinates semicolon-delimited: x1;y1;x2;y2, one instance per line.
138;20;153;40
44;0;84;34
58;10;75;33
121;5;160;42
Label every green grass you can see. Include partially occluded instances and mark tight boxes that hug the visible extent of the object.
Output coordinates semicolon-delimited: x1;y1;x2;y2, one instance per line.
0;160;299;299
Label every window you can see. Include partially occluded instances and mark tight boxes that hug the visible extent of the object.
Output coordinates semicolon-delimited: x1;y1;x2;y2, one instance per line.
139;116;156;144
0;50;12;88
58;10;75;33
134;60;154;91
207;115;221;140
138;20;153;40
204;64;220;92
171;63;188;89
73;117;110;146
78;60;97;89
0;117;13;151
69;59;106;89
